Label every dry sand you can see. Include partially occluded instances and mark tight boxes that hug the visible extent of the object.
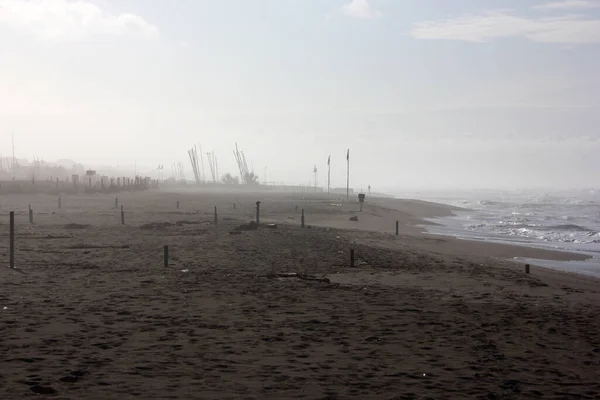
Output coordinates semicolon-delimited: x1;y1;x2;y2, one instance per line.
1;189;599;399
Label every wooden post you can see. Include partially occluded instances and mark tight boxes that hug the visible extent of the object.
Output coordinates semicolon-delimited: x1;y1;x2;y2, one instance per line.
214;206;218;226
395;221;399;236
301;209;305;228
121;205;125;225
164;245;169;267
89;177;92;188
350;249;355;267
56;177;59;189
28;205;33;224
295;205;298;212
115;197;118;209
233;203;236;210
525;264;530;274
9;211;14;269
256;201;261;225
177;201;180;210
58;197;61;209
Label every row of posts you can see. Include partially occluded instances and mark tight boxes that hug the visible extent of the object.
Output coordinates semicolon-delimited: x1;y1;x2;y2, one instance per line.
25;198;404;234
33;176;159;190
6;206;534;275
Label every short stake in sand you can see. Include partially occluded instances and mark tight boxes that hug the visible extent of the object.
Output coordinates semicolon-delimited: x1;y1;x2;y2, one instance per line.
28;205;33;224
9;211;15;269
395;221;399;236
233;203;236;210
176;201;180;210
214;206;218;226
256;201;261;225
525;264;530;274
301;209;305;228
164;245;169;267
58;197;62;209
115;197;119;209
121;205;125;225
350;249;355;267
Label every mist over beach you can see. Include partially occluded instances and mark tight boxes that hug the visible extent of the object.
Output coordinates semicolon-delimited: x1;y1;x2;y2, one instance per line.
1;0;600;398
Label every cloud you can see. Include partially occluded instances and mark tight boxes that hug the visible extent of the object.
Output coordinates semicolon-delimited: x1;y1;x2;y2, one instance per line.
177;40;190;48
535;0;600;10
410;10;600;43
341;0;381;20
0;0;159;40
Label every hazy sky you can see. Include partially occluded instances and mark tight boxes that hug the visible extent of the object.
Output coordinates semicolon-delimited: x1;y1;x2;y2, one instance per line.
1;0;599;190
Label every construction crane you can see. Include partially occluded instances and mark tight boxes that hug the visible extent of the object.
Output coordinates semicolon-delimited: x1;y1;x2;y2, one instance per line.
206;151;217;183
187;145;201;185
234;142;257;184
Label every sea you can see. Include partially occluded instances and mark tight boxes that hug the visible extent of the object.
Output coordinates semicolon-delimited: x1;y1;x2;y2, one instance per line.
403;189;600;279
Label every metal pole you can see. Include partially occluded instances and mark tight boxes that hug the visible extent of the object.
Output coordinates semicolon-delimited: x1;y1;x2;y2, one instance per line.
9;211;15;269
328;159;331;194
346;149;350;200
256;201;261;225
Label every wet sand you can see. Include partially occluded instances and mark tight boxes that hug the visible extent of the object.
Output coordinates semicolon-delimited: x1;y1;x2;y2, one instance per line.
0;189;599;399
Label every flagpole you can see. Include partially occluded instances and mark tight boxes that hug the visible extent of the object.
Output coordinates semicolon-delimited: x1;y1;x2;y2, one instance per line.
346;149;349;200
327;155;331;194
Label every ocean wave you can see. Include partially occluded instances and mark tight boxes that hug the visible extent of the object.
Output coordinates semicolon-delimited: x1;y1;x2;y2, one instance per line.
478;200;509;207
546;224;591;232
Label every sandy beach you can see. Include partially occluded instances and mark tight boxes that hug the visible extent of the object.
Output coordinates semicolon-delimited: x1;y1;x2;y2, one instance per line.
1;188;599;399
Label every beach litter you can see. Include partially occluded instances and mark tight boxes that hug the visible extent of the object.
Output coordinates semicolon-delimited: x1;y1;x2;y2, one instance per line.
265;272;331;283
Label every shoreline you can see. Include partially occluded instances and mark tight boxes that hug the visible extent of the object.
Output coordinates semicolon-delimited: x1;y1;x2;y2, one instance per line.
420;211;599;279
330;196;592;262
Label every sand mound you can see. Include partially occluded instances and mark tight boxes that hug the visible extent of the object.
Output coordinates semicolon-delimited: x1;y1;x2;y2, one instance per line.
234;221;258;231
140;222;172;230
63;224;90;229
